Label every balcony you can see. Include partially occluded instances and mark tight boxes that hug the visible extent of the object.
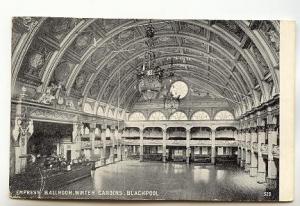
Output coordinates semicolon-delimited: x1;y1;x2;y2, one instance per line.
81;141;91;149
123;139;140;145
94;141;102;148
215;140;238;147
190;140;212;146
143;139;163;145
166;140;186;146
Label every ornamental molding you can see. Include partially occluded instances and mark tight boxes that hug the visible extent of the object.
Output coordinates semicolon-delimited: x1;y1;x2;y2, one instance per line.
29;108;77;122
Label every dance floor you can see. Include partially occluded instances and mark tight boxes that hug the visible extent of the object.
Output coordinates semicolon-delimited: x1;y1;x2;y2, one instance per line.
58;160;269;201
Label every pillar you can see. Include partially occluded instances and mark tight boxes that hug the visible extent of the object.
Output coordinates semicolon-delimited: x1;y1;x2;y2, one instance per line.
100;124;107;165
139;127;144;161
162;127;167;163
12;102;34;174
211;129;216;164
237;147;241;165
89;123;96;160
266;124;278;190
72;122;82;160
186;128;191;164
245;129;251;172
240;129;245;167
116;129;122;161
250;127;258;177
109;126;116;163
257;126;266;183
237;130;241;165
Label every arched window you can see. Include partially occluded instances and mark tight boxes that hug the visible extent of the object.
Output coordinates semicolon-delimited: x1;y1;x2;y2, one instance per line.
97;106;104;116
214;111;234;120
83;103;93;114
149;111;167;120
169;111;188;120
129;112;146;121
191;111;210;120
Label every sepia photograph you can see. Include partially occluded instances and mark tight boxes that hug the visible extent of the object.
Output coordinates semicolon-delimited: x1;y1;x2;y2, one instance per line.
10;17;282;201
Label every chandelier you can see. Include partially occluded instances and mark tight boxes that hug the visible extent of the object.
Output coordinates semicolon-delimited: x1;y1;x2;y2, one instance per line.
137;24;164;101
163;87;180;112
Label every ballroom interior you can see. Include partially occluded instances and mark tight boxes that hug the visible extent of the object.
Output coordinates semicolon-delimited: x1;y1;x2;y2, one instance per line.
10;18;280;200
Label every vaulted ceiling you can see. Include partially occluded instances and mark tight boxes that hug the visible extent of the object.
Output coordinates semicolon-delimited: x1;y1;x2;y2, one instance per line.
12;18;279;117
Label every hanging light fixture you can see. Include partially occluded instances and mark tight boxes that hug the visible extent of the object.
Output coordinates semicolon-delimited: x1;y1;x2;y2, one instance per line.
164;92;180;112
137;24;163;102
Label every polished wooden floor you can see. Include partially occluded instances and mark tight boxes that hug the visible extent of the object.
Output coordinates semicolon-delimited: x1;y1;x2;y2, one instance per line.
60;160;267;201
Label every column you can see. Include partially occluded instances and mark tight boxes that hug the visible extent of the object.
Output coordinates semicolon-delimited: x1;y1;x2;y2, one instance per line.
72;122;82;160
245;129;251;172
162;127;167;163
257;126;266;183
116;129;122;161
12;102;34;174
266;124;278;190
109;126;116;163
240;129;245;167
211;129;216;164
100;124;107;165
186;128;191;164
139;127;144;161
236;130;241;165
237;147;241;165
250;127;258;177
89;123;96;160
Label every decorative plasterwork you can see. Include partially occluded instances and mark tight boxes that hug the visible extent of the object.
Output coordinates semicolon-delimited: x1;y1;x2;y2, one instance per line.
12;18;280;118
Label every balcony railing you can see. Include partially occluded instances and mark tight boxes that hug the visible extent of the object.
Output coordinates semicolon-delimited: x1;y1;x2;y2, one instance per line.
123;139;140;145
215;140;238;147
166;140;187;146
190;140;212;146
81;141;91;149
94;141;102;147
143;139;163;145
